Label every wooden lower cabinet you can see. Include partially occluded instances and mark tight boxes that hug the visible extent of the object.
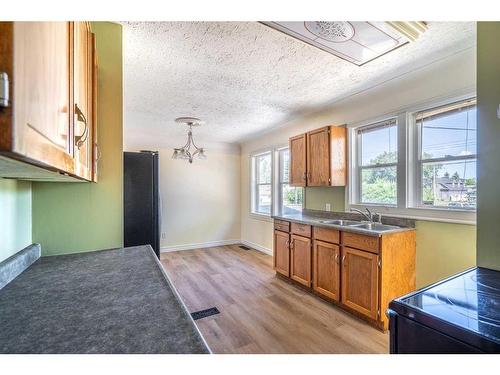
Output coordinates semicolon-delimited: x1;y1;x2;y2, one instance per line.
341;246;379;320
290;234;312;287
273;230;290;277
313;240;340;301
273;219;416;331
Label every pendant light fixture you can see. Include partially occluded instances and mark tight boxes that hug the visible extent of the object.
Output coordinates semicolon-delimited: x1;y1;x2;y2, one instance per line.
171;117;207;164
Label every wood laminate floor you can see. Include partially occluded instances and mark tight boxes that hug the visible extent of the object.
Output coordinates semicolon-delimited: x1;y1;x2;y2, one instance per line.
160;245;389;354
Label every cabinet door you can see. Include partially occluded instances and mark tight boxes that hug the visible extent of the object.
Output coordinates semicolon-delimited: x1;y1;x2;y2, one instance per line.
307;126;330;186
73;21;93;180
274;230;290;277
90;32;98;182
289;133;307;187
313;240;340;301
341;247;379;319
290;234;312;287
11;22;75;173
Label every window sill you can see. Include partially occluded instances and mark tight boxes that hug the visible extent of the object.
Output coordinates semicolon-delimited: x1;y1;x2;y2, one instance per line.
348;204;476;225
249;212;273;223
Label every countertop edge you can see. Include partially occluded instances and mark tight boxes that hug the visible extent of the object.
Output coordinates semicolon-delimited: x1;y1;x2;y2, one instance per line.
148;246;212;354
272;215;416;237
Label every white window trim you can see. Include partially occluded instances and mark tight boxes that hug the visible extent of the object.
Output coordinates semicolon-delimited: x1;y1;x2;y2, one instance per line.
249;145;304;221
347;93;477;225
250;150;274;221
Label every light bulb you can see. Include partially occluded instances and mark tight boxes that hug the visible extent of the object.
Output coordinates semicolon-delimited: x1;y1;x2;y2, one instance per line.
197;148;207;160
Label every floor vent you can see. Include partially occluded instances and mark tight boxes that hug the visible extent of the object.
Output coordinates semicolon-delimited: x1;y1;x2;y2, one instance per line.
239;245;251;250
191;307;220;320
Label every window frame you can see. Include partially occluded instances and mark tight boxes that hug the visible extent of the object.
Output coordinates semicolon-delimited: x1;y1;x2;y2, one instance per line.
356;118;399;207
348;93;476;224
276;147;304;215
250;150;273;218
249;146;304;220
413;99;477;210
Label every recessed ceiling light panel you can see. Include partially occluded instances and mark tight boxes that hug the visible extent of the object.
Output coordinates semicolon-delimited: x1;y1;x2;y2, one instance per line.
262;21;426;66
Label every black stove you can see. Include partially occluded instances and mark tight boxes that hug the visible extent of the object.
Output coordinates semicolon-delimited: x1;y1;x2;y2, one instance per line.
388;267;500;353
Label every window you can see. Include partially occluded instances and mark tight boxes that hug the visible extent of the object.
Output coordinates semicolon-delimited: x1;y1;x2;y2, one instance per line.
251;152;272;215
349;95;476;223
278;148;303;215
357;119;398;205
416;99;477;210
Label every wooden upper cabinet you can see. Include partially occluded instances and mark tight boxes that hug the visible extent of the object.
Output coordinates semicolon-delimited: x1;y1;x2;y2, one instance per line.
330;126;347;186
0;21;97;182
289;133;307;187
341;247;379;320
313;240;340;301
2;22;75;174
288;125;346;188
274;230;290;277
307;126;330;186
290;234;312;287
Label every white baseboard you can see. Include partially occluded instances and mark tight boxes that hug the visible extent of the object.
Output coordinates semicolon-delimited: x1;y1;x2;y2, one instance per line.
160;238;273;256
240;240;272;256
160;239;240;253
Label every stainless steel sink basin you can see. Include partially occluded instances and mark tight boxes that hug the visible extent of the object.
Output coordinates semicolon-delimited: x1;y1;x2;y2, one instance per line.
349;223;401;231
318;219;362;226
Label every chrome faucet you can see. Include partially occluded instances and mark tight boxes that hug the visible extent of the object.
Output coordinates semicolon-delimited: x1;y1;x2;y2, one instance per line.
350;208;381;223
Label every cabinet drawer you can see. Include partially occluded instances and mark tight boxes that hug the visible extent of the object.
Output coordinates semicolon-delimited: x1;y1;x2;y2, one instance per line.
274;220;290;232
313;226;340;244
342;232;379;254
291;222;311;237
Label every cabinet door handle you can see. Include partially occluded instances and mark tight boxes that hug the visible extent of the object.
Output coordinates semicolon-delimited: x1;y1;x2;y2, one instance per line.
342;255;346;266
285;239;290;247
302;172;307;181
290;239;295;249
74;103;88;149
335;253;339;264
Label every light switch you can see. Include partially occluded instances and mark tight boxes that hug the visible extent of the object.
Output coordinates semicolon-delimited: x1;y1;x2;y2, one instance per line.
497;104;500;119
325;203;331;211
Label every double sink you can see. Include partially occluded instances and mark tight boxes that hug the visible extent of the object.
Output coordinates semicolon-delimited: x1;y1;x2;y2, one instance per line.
317;219;401;232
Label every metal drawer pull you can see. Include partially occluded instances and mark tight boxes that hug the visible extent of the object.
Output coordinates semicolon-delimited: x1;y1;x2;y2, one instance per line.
0;72;9;107
74;103;88;149
335;253;339;264
342;255;346;266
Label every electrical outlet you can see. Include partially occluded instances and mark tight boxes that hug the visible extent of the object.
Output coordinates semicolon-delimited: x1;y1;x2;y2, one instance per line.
161;232;166;239
325;203;331;211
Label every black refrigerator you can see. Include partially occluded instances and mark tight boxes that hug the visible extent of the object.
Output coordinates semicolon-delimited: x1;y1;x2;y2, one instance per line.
124;151;161;258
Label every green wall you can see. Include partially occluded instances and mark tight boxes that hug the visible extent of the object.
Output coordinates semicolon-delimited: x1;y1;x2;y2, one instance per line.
477;22;500;271
415;221;476;287
32;22;123;256
305;186;345;211
0;179;32;262
305;187;476;288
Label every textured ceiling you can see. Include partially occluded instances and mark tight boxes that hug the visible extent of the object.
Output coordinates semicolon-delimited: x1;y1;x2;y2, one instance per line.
122;22;475;146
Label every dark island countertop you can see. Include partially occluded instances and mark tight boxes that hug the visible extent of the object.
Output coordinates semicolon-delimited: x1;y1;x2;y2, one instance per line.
0;245;209;354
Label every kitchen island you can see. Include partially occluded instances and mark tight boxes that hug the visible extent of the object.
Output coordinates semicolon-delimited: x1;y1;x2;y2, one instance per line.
0;245;209;354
